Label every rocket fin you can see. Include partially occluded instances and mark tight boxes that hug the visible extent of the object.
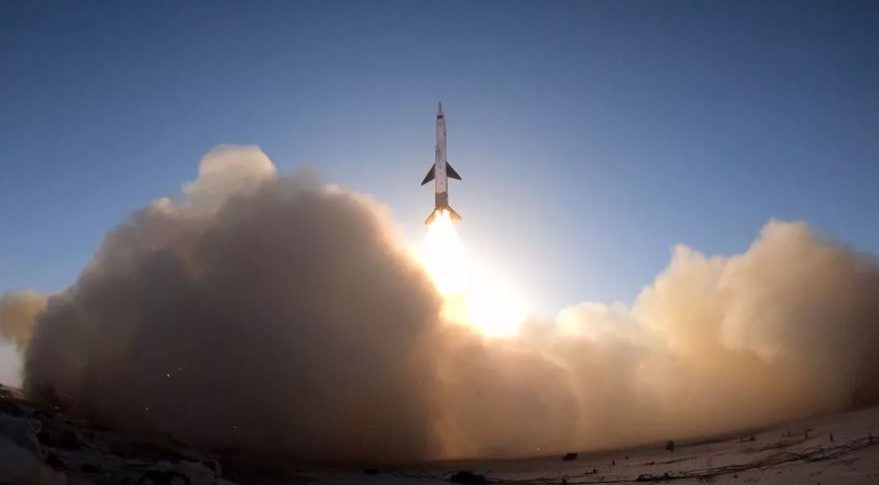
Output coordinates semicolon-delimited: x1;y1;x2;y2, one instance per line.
447;163;462;180
421;165;436;185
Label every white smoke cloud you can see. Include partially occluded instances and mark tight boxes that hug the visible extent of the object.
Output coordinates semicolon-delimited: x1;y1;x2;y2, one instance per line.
18;146;442;463
2;146;879;463
475;221;879;455
0;292;46;355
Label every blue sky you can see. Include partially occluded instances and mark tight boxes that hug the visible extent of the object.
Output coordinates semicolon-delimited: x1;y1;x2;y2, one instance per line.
2;0;878;314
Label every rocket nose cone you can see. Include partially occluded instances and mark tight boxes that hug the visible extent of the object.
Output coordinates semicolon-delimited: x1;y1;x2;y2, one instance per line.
437;101;443;116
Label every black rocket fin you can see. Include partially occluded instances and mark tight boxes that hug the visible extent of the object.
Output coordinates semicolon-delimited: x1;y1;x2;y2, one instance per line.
421;165;436;185
447;163;462;180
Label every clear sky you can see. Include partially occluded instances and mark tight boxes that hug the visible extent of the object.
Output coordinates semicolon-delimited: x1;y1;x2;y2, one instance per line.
2;0;878;314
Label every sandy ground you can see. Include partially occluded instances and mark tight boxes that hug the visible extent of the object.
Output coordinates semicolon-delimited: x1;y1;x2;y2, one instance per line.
1;382;878;484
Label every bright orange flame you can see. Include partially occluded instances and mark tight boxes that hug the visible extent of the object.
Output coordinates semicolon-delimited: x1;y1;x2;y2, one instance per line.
419;210;528;337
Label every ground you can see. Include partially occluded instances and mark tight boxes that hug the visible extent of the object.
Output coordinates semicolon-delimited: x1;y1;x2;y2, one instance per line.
296;407;879;484
1;383;878;484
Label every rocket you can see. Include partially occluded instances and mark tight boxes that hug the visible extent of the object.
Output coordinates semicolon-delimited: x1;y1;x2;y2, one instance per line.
421;102;462;225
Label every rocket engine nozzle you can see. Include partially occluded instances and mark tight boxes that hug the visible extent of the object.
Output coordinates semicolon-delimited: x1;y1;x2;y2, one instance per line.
425;206;462;225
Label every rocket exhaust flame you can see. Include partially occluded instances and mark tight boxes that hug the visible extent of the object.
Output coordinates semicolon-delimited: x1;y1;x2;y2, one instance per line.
420;210;528;337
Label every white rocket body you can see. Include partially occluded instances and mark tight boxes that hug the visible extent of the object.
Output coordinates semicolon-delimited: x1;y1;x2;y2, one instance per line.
422;102;462;224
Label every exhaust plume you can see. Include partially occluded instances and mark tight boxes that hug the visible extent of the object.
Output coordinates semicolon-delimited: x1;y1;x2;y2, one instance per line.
4;145;879;462
21;146;443;463
0;292;46;355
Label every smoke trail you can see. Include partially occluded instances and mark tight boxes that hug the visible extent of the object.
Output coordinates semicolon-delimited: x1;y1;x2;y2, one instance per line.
3;145;879;462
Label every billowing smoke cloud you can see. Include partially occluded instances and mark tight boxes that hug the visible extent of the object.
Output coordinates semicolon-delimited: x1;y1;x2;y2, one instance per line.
0;292;46;355
19;146;443;463
3;145;879;463
433;222;879;458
